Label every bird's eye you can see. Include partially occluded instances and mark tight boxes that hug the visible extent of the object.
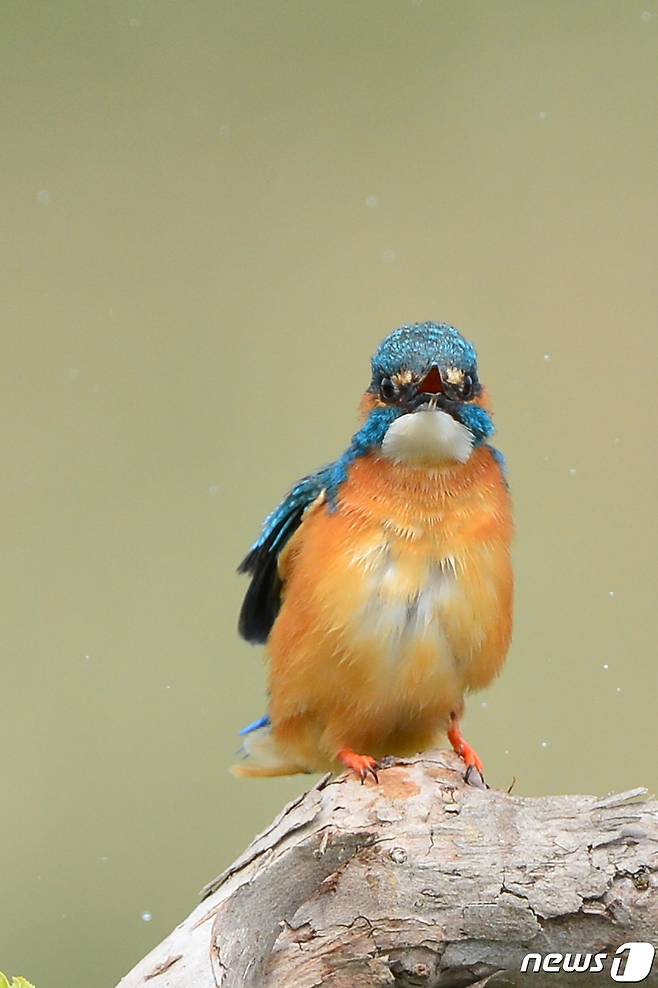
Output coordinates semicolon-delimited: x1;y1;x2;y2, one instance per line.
442;371;476;401
461;374;475;400
380;377;396;401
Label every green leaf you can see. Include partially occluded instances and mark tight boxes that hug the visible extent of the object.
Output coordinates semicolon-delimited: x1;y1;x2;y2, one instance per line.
12;980;36;988
0;974;10;988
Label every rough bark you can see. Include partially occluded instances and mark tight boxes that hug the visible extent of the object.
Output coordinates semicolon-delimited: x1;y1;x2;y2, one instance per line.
117;751;658;988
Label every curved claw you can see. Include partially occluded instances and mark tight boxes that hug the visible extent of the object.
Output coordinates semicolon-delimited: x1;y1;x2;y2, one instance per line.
464;763;488;789
367;764;379;785
337;748;380;785
448;716;487;787
461;744;485;782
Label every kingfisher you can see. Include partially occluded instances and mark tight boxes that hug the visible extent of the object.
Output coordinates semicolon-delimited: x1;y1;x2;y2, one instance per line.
233;321;513;784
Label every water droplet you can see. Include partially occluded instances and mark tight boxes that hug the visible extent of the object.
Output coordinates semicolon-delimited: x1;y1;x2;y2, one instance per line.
504;749;510;756
641;10;652;21
608;590;615;598
165;684;171;690
100;856;109;865
208;484;218;495
540;740;548;748
37;189;50;205
382;249;396;263
480;700;488;709
603;663;609;670
538;111;547;121
543;353;551;361
365;195;379;209
616;687;622;694
568;468;577;476
141;912;152;922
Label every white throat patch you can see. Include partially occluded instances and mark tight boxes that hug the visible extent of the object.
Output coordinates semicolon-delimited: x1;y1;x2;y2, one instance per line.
380;408;474;465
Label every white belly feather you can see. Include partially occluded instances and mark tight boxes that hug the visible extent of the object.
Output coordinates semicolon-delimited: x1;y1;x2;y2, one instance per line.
347;545;460;672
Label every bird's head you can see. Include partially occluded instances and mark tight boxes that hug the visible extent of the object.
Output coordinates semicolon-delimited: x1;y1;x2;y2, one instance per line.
361;322;494;466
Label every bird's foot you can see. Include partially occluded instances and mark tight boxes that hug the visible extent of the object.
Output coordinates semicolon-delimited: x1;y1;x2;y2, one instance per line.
448;717;486;787
337;747;379;784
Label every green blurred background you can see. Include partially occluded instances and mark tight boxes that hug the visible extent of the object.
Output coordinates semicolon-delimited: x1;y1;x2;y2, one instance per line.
1;1;656;985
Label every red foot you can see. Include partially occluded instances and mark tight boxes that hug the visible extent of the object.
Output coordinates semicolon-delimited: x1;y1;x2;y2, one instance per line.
337;747;379;784
448;717;485;783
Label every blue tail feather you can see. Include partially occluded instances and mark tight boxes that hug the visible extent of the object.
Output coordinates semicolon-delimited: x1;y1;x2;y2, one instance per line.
238;714;271;737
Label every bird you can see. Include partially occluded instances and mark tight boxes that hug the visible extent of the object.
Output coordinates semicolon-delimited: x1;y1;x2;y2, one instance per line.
233;321;513;784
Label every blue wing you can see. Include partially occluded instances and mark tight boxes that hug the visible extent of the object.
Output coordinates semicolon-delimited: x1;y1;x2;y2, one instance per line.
237;407;399;644
237;468;329;644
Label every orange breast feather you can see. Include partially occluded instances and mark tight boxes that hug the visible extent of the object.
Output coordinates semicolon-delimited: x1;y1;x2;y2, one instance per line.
266;447;513;772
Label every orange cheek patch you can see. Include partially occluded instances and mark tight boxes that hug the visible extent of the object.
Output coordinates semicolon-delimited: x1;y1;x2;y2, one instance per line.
473;386;491;410
359;392;380;421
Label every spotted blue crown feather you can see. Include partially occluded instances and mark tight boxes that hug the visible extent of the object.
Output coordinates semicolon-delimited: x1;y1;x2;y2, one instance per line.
371;322;477;381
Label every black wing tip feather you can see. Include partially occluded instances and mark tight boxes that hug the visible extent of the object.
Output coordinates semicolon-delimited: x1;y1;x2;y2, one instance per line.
237;542;284;644
237;548;257;575
237;501;309;645
238;562;282;644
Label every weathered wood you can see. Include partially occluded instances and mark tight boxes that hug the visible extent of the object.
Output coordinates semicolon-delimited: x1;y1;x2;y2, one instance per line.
117;751;658;987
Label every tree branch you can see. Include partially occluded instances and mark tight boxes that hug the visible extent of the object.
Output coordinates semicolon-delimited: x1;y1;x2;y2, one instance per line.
117;751;658;987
